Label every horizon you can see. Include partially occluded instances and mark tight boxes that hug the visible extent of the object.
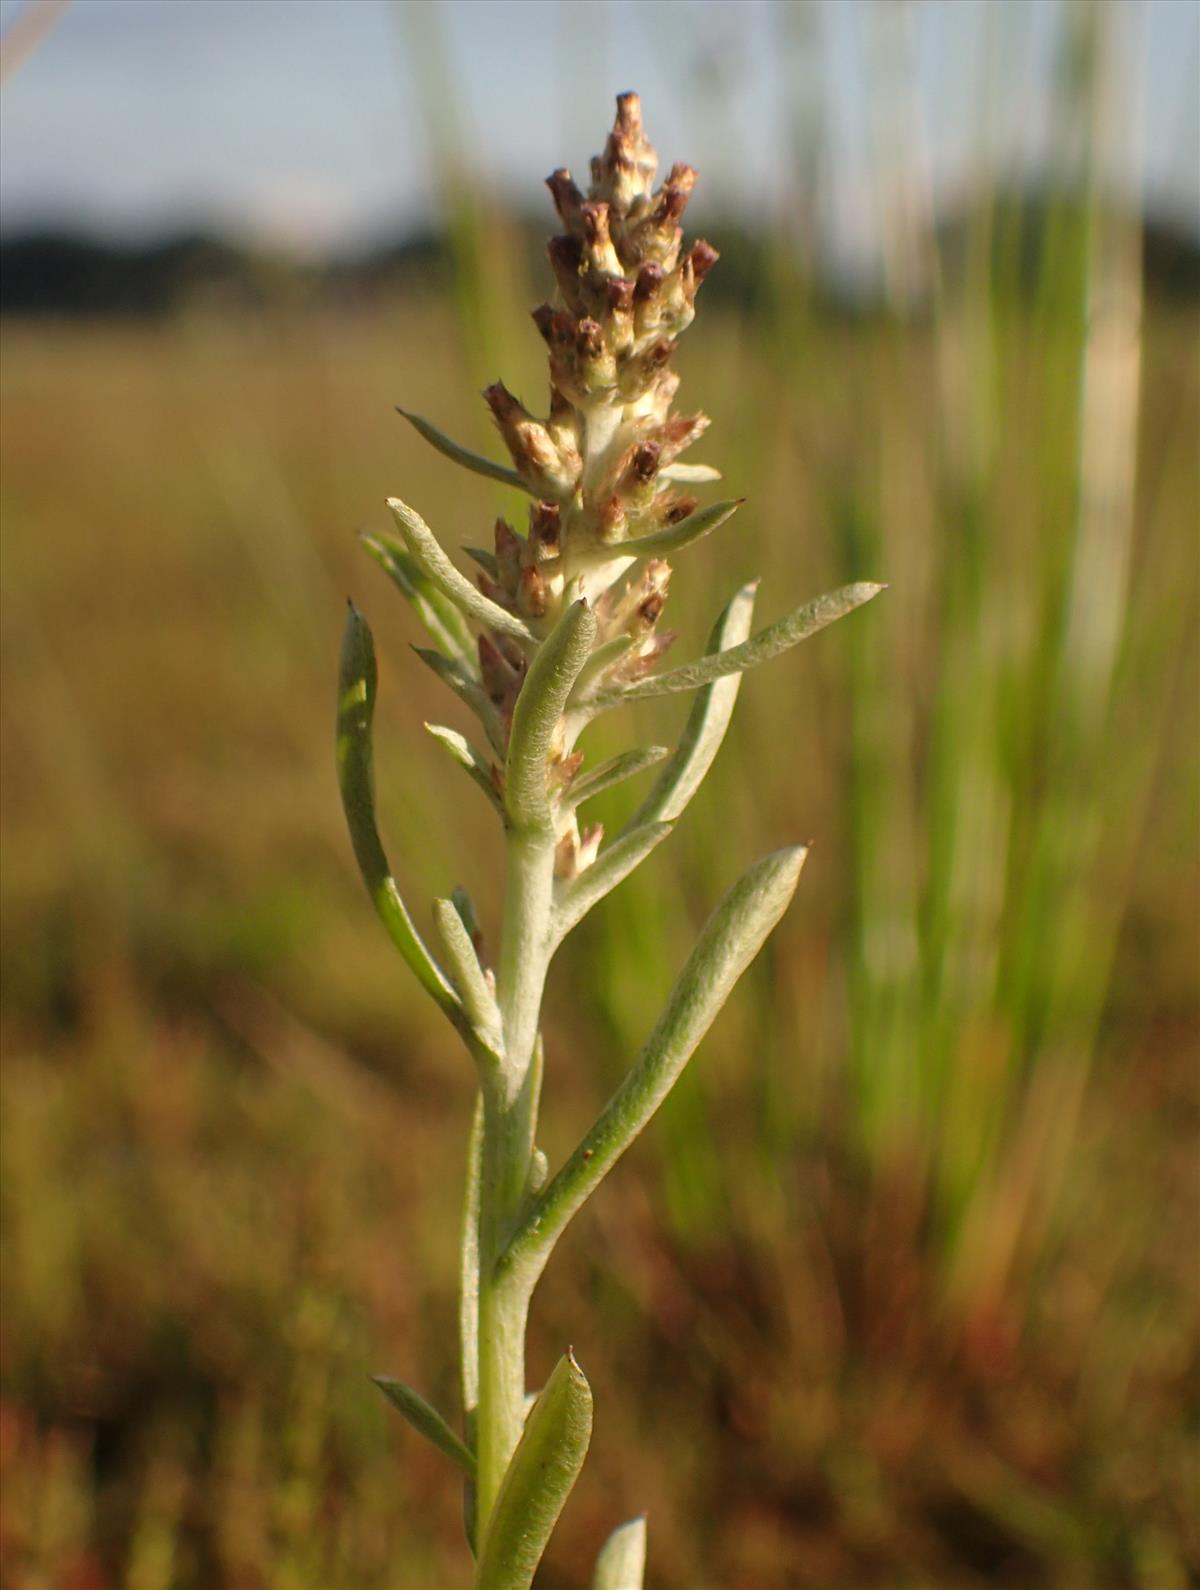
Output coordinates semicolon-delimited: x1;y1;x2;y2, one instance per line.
1;0;1197;287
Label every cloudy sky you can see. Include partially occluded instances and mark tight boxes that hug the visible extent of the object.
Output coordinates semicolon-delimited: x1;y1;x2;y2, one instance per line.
1;0;1196;270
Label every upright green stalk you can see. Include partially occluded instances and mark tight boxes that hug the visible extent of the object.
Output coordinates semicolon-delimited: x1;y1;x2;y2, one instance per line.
476;836;552;1524
336;95;880;1587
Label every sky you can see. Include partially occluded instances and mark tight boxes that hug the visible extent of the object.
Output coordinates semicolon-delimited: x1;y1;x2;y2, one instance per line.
1;0;1197;274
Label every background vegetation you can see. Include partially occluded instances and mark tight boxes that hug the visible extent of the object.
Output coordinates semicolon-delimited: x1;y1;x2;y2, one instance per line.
2;3;1197;1586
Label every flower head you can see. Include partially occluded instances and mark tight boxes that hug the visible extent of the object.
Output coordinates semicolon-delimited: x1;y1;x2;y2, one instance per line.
482;93;720;652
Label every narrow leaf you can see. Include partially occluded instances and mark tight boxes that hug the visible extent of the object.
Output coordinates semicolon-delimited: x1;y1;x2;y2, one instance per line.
426;722;504;816
625;581;757;831
588;583;885;710
452;885;483;943
464;545;500;578
413;647;507;758
435;898;504;1060
505;599;598;834
620;498;742;559
336;605;461;1020
592;1518;648;1590
525;1148;549;1198
399;407;531;493
566;633;635;709
504;846;808;1284
460;1096;483;1430
373;1377;477;1479
552;821;674;943
361;532;474;664
460;1096;484;1555
388;497;537;644
473;1351;593;1590
565;746;669;812
660;461;721;483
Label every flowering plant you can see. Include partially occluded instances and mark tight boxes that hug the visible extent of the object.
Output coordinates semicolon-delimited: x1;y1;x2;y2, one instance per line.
337;93;880;1589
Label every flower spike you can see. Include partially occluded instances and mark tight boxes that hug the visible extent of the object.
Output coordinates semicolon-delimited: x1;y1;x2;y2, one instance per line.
340;94;880;1586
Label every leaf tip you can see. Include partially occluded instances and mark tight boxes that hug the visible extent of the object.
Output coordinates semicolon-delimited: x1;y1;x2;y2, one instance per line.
778;843;810;887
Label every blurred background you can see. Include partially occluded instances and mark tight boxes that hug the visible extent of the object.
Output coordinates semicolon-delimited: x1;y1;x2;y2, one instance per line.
1;1;1197;1586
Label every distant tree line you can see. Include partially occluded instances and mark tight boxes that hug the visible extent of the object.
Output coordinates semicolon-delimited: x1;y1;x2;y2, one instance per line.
2;198;1196;318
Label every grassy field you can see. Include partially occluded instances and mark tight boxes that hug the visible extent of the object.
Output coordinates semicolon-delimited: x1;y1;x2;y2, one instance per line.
1;254;1196;1590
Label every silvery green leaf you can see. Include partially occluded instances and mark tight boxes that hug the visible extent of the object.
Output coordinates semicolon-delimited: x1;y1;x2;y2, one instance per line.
505;599;597;834
388;497;537;645
473;1351;593;1590
460;1094;483;1422
413;647;507;759
625;581;757;831
398;406;531;494
373;1376;476;1479
360;531;474;665
660;461;721;483
434;899;505;1062
591;1517;648;1590
564;745;669;812
425;722;504;816
336;605;461;1020
459;1097;483;1553
620;498;742;560
551;821;674;943
452;885;483;945
566;634;635;709
525;1148;549;1198
465;545;500;578
587;583;885;710
503;846;808;1285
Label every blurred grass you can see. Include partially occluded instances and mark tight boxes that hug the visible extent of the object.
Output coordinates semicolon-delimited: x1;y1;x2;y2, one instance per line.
3;4;1199;1583
2;280;1195;1585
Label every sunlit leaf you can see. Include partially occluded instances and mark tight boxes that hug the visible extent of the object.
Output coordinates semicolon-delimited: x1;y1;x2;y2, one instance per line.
374;1376;476;1479
564;746;669;813
504;847;808;1284
505;599;597;834
473;1351;593;1590
388;497;536;644
398;406;531;493
587;583;884;710
625;580;757;830
591;1517;647;1590
336;604;461;1019
620;498;742;560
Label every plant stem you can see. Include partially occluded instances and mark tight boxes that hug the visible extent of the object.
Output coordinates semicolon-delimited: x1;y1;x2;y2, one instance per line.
495;832;555;1108
474;825;555;1533
475;1263;533;1534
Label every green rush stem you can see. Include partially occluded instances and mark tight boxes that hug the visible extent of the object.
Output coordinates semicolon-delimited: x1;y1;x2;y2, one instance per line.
474;825;556;1534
